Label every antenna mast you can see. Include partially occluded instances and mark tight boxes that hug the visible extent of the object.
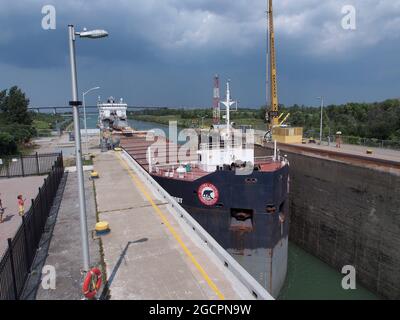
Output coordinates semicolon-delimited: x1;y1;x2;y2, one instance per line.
213;74;220;124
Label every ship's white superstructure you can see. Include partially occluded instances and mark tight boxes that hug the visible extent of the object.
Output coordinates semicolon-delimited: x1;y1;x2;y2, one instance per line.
97;97;133;135
197;81;255;172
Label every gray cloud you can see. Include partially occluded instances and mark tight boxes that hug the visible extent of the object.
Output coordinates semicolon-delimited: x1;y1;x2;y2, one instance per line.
0;0;399;107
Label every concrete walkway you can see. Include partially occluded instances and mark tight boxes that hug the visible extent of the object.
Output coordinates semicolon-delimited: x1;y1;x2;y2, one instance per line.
34;171;102;300
94;151;251;300
298;142;400;163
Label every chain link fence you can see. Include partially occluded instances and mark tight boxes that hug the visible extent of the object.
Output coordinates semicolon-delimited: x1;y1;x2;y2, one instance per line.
320;135;400;150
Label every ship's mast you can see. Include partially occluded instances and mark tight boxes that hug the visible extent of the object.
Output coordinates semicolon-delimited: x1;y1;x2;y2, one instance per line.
267;0;279;129
213;74;221;124
221;80;236;139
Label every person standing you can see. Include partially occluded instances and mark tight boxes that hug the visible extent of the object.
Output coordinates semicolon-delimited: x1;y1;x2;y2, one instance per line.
335;131;342;149
17;195;26;217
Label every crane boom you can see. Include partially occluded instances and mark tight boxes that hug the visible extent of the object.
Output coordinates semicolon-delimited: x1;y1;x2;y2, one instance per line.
264;0;304;144
267;0;279;128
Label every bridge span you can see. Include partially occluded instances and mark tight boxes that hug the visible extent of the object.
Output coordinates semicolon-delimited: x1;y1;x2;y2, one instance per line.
28;105;183;114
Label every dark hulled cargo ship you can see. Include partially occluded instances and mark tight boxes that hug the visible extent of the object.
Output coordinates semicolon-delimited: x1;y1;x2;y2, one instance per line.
120;83;290;297
118;0;291;297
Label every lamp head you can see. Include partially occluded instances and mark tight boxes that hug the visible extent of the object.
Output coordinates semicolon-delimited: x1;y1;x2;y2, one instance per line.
78;29;109;39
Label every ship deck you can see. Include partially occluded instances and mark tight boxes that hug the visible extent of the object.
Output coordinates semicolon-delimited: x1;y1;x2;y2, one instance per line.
120;132;286;182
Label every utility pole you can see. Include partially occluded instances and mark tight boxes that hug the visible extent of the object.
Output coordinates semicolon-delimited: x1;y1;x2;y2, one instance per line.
83;86;100;155
68;25;108;272
68;25;90;272
318;96;324;145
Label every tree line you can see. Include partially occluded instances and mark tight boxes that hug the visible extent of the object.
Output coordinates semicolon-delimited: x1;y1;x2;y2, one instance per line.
0;86;34;155
1;86;399;155
131;99;400;142
281;99;400;141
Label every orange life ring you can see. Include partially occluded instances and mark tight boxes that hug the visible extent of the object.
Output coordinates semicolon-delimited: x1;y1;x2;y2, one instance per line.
82;267;102;299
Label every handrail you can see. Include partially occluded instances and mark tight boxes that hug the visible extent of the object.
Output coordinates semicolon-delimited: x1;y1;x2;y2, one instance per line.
254;156;275;161
153;162;198;168
199;142;251;148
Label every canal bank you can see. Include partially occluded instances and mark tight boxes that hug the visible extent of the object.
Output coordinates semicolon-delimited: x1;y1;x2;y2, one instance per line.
257;143;399;300
83;115;379;300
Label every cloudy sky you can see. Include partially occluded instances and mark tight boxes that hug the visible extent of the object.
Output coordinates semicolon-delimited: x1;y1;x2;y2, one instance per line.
0;0;399;108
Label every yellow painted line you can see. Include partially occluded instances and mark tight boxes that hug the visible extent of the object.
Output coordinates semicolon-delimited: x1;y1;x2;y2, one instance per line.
115;152;225;300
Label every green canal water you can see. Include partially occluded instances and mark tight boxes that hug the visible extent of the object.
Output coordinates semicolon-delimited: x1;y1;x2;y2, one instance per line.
279;242;378;300
83;114;379;300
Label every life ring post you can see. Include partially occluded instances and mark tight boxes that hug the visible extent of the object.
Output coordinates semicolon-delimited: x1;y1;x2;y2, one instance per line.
82;267;102;299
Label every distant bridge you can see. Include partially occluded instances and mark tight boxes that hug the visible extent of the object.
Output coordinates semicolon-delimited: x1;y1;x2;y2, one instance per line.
28;105;173;114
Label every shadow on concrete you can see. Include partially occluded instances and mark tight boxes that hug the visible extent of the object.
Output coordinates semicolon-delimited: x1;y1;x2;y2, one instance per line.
1;214;15;223
100;237;148;300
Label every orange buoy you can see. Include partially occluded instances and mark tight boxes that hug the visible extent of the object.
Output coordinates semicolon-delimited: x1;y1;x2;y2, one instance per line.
82;267;102;299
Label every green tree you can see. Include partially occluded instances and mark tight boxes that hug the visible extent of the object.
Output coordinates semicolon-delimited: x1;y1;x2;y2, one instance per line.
0;132;18;155
0;86;32;125
0;86;35;155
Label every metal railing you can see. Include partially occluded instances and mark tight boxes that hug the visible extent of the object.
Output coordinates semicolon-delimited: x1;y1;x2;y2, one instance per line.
0;153;60;178
323;135;400;150
0;154;64;300
254;156;276;163
199;142;251;150
254;129;400;151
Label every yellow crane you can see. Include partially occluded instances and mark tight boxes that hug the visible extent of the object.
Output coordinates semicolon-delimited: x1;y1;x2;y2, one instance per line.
267;0;279;129
279;113;290;126
265;0;303;144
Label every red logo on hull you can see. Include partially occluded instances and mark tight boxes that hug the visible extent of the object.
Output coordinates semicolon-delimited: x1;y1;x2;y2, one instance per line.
197;183;219;206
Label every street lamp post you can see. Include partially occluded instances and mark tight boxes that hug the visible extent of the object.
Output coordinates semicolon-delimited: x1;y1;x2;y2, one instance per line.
317;96;324;145
68;25;108;272
83;87;100;155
